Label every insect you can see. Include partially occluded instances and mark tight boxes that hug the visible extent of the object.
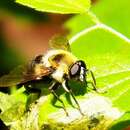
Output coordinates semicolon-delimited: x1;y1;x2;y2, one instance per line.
0;35;97;116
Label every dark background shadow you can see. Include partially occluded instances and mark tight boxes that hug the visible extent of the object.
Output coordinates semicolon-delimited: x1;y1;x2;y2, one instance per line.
0;119;9;130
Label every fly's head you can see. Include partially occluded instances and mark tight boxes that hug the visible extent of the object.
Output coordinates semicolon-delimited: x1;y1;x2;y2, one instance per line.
69;60;87;83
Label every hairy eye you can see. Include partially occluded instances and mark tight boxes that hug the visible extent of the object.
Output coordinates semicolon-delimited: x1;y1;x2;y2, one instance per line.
69;63;80;77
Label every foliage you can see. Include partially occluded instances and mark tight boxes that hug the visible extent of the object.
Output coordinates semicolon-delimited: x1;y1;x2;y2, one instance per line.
0;0;130;130
16;0;91;14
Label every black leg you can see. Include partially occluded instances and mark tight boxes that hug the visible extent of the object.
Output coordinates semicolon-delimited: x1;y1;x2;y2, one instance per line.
62;80;84;115
87;70;106;93
86;69;97;91
25;85;41;94
26;93;40;111
69;89;84;115
24;84;41;111
49;82;69;116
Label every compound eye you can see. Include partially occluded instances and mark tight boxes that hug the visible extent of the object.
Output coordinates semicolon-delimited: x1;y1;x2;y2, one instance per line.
78;60;86;69
70;63;80;77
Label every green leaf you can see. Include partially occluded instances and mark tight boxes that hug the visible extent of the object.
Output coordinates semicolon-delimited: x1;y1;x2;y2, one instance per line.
16;0;91;14
65;13;96;37
0;87;26;112
92;0;130;38
66;22;130;130
109;112;130;130
66;0;130;38
65;2;130;128
70;25;130;108
0;88;26;125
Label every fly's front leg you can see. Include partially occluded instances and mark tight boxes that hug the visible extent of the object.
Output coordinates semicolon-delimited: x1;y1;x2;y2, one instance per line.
86;69;97;92
62;80;84;115
87;69;106;93
49;81;69;116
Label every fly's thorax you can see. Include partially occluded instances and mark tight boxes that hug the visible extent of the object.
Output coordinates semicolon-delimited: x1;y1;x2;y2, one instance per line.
42;49;77;68
41;49;78;83
51;62;69;83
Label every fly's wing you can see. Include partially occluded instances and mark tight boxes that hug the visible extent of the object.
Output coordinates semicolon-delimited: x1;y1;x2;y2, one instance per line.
0;65;27;87
49;35;71;52
23;65;54;83
0;64;54;87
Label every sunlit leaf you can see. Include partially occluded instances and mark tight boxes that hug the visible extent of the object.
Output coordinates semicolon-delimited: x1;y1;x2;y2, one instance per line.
92;0;130;38
69;25;130;130
16;0;91;14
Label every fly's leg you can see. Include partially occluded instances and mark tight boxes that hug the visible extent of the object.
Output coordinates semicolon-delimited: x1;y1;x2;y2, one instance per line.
25;85;41;111
49;82;69;116
62;80;84;115
69;89;84;115
86;69;98;91
87;69;106;93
